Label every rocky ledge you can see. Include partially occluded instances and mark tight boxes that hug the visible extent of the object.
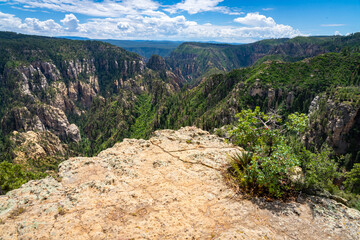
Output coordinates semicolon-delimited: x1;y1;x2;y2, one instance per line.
0;127;359;239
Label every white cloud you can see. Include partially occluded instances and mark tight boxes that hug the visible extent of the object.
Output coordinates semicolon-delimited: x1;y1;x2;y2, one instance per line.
61;14;80;31
11;6;37;12
228;11;244;16
7;0;160;17
334;31;342;36
0;10;62;34
165;0;235;15
321;24;345;27
234;12;276;27
22;18;62;32
0;2;303;43
0;11;23;30
262;8;274;11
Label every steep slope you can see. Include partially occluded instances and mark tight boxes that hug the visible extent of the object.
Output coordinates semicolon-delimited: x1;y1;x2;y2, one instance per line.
156;52;360;130
0;127;359;239
305;87;360;169
0;31;184;171
167;33;360;84
152;52;360;167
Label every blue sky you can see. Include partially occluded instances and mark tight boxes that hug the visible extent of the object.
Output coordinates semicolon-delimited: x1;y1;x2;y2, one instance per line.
0;0;359;43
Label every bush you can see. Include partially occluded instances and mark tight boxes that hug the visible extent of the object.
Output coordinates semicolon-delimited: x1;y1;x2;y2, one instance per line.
228;107;307;197
300;145;340;191
344;163;360;194
0;161;45;194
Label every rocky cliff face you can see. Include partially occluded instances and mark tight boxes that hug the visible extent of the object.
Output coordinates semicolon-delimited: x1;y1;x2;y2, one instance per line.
166;34;360;85
10;130;68;166
146;55;167;71
0;127;359;239
0;33;188;166
305;90;360;161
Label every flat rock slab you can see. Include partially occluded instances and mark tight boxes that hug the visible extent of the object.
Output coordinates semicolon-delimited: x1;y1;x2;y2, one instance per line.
0;127;359;239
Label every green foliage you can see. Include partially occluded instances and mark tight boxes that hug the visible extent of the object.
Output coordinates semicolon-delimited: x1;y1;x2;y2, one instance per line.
228;107;306;197
0;161;45;194
168;32;360;85
344;163;360;194
130;94;156;139
102;39;181;59
299;145;340;191
155;51;360;135
227;107;350;200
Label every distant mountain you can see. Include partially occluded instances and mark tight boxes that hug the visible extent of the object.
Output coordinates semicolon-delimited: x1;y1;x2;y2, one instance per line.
167;33;360;85
57;36;91;41
101;40;183;59
57;37;183;59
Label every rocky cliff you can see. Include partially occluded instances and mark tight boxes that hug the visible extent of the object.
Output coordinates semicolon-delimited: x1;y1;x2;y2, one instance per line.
305;87;360;167
0;127;359;239
0;32;185;167
167;33;360;84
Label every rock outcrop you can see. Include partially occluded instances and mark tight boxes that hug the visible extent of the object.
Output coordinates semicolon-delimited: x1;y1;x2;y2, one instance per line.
0;127;359;239
1;105;81;142
305;93;360;156
10;130;68;166
36;104;81;142
146;55;167;71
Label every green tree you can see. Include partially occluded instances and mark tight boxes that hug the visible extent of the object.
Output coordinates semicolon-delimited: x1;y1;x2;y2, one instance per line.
344;163;360;194
0;161;45;194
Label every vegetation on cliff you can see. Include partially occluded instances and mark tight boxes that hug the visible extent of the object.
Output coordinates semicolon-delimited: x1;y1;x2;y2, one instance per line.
167;33;360;85
0;31;359;208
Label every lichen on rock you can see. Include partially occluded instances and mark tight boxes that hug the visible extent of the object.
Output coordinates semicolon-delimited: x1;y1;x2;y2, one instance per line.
0;127;359;239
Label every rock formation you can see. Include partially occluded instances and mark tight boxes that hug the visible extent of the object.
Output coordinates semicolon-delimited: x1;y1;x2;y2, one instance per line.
306;92;360;157
0;127;359;239
10;130;68;166
146;55;167;71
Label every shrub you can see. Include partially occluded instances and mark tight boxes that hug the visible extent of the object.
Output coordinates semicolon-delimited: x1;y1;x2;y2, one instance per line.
300;145;340;191
0;161;45;194
344;163;360;194
228;107;306;197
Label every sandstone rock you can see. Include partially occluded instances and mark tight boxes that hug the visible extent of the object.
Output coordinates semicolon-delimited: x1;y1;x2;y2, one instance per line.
0;127;358;239
1;104;80;142
249;79;263;97
306;95;360;155
10;130;68;165
1;107;45;132
147;55;167;71
286;91;295;108
36;104;81;142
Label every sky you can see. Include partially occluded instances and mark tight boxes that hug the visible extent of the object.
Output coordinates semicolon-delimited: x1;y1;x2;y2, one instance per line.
0;0;359;43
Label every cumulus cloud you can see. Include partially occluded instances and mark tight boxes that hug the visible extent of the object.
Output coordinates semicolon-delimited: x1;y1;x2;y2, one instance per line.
0;1;303;43
0;10;63;34
165;0;236;15
234;12;276;27
61;14;80;31
334;31;342;36
23;18;62;32
0;11;23;30
0;9;302;42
